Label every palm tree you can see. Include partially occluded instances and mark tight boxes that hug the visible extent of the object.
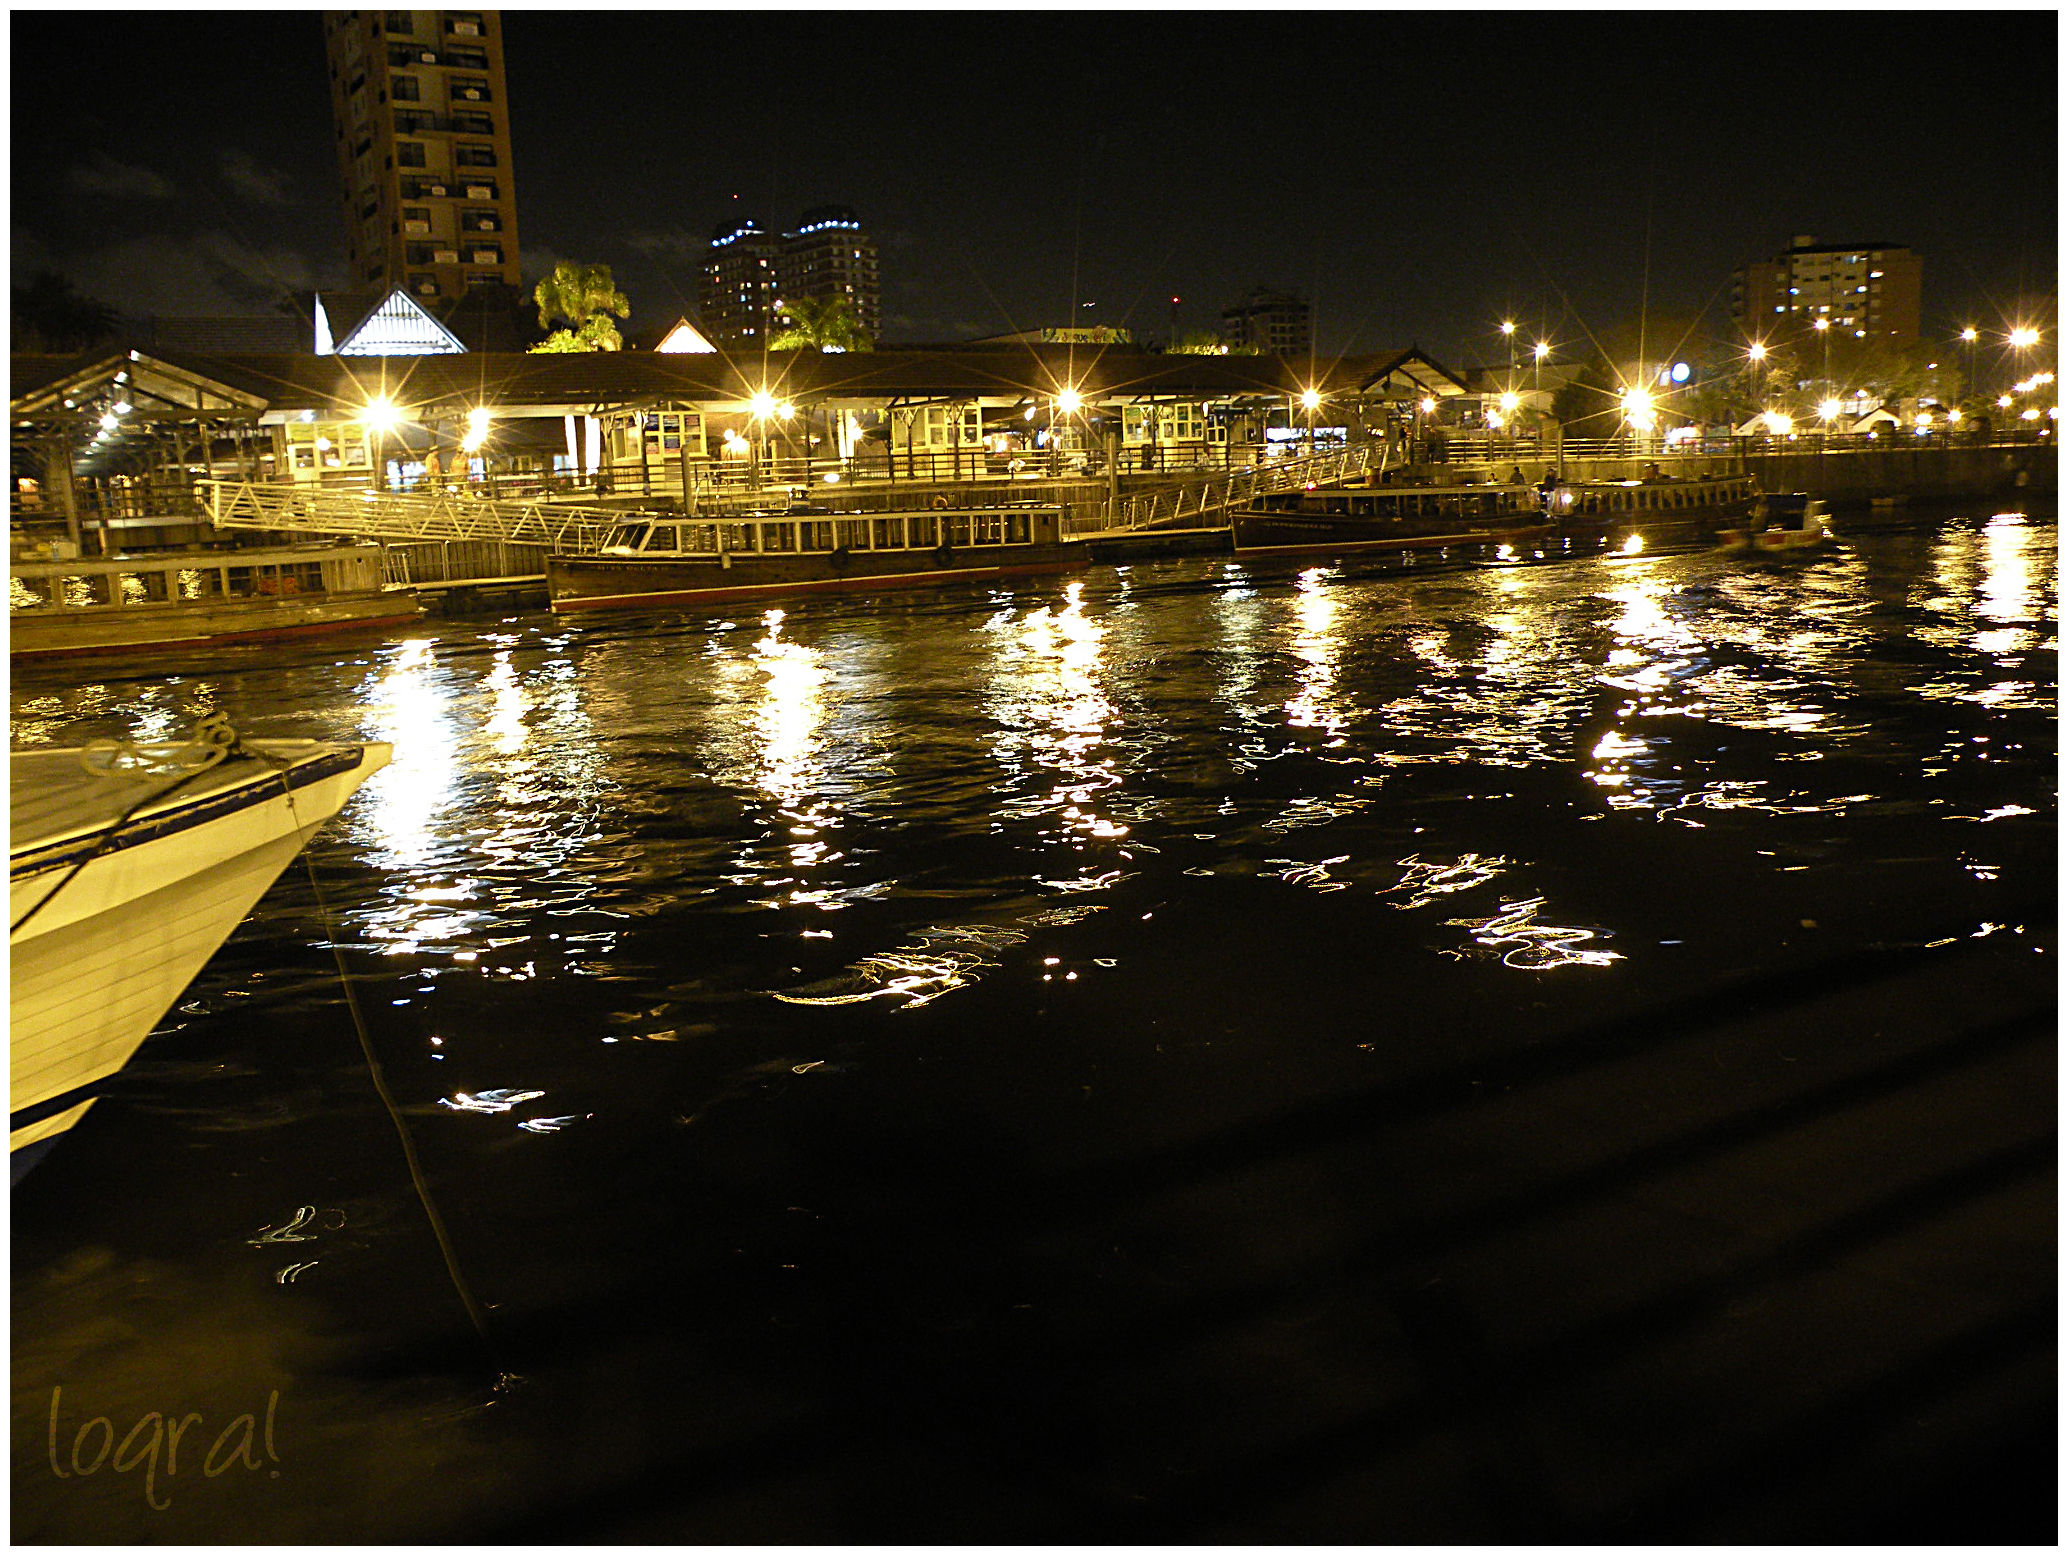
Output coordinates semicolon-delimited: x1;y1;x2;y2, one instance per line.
529;262;630;353
769;294;872;353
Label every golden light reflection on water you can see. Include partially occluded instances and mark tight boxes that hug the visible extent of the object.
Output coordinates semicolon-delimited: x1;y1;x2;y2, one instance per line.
1446;897;1625;970
985;582;1133;860
1285;567;1351;738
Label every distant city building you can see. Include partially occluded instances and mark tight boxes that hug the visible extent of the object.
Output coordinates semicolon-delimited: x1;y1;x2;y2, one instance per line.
1731;235;1922;349
697;206;881;346
780;205;881;342
323;9;523;306
1221;288;1312;357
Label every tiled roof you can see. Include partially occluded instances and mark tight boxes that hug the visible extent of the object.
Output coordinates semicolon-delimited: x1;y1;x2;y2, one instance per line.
15;345;1466;421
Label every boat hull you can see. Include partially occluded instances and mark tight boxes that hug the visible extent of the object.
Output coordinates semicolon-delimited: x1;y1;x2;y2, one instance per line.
547;544;1090;614
10;741;390;1172
9;592;421;659
1233;518;1555;558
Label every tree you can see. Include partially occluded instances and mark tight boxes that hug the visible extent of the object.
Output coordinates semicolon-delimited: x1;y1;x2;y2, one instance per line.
1168;331;1261;356
1548;359;1623;437
769;294;873;353
12;272;119;352
529;261;629;353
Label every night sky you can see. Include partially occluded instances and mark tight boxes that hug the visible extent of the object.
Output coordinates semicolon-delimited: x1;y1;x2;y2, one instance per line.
11;8;2057;365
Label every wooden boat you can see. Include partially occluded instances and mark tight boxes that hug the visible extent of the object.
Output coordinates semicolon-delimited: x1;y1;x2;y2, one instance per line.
11;730;390;1179
1231;483;1552;558
1716;492;1836;555
10;543;420;659
1230;472;1759;559
546;504;1089;614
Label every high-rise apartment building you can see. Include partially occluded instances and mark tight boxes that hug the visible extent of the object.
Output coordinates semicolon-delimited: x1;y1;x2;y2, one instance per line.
1221;288;1312;356
323;10;522;307
698;207;881;347
780;206;881;343
1730;235;1922;349
699;216;782;345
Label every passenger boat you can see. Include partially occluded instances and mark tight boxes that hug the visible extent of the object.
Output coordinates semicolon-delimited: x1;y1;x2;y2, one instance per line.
10;730;390;1180
1716;492;1836;555
546;505;1089;614
1230;472;1759;559
1231;483;1552;558
10;543;420;659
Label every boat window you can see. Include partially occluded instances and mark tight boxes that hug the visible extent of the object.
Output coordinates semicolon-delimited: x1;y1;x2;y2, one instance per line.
909;514;938;548
835;520;871;551
610;524;651;551
722;523;758;552
641;525;677;552
973;512;1006;545
873;517;904;550
949;513;972;547
1006;513;1031;544
761;523;796;552
799;520;834;552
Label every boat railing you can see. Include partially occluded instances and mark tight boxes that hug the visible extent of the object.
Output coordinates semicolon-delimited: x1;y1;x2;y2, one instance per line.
11;543;388;613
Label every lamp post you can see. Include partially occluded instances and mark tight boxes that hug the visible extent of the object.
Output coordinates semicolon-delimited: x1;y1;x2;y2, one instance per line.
1500;320;1516;380
1960;326;1979;407
1299;387;1320;458
1813;316;1831;398
361;395;401;493
1532;340;1549;400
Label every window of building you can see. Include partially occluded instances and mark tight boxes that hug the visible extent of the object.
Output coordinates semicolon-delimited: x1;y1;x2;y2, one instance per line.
446;12;485;35
466;242;502;265
454;143;497;167
409;273;439;297
402;205;432;235
459;177;497;199
385;11;414;34
395;140;426;168
446;44;488;69
450;76;491;102
450;111;493;134
460;207;500;232
391;73;419;101
465;271;502;289
388;42;436;67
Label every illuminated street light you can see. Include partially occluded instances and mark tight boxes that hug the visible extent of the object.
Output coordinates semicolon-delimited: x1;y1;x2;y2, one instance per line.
1997;395;2013;408
749;390;778;419
1299;388;1321;411
1946;407;1963;424
1498;391;1520;414
99;413;119;431
1818;398;1842;421
1418;397;1436;415
1748;342;1767;361
1056;387;1082;414
1533;341;1549;361
2009;327;2040;349
1763;411;1793;436
360;396;402;432
1960;327;1979;342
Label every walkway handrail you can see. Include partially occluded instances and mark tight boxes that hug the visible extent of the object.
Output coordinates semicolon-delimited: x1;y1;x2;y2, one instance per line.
200;479;625;553
1099;441;1386;534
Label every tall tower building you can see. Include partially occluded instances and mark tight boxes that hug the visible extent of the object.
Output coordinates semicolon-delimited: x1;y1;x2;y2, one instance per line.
323;10;522;307
1222;287;1312;356
778;206;881;343
698;207;882;347
698;216;781;346
1730;235;1922;349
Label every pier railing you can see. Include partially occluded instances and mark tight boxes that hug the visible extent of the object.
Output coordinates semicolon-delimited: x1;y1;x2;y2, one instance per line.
1092;440;1386;535
200;479;622;553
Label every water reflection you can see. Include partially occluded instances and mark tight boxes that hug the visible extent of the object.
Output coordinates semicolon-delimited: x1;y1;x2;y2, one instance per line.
985;582;1138;891
1285;567;1351;739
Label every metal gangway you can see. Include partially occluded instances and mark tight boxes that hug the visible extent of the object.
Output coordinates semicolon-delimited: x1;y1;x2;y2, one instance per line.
1091;440;1387;536
200;478;628;553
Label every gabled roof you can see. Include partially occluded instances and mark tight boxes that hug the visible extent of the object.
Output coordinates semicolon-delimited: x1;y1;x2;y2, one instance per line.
10;347;272;424
314;288;466;356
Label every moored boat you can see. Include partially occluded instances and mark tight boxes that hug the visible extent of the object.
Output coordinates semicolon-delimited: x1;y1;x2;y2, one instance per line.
1231;483;1552;558
1230;472;1760;559
10;728;390;1179
547;504;1088;613
10;542;421;659
1716;492;1836;555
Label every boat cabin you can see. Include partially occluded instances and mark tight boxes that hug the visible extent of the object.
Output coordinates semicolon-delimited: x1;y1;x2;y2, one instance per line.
595;506;1067;558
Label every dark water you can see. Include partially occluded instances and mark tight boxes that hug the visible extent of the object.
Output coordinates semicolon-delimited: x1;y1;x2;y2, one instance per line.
12;510;2057;1542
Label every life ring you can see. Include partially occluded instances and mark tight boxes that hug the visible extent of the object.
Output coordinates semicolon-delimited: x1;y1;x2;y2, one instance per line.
931;495;950;510
828;546;851;571
933;542;954;567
